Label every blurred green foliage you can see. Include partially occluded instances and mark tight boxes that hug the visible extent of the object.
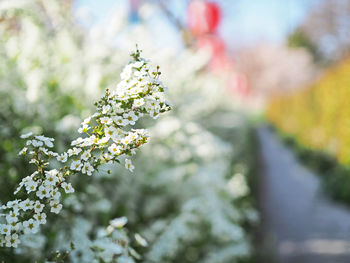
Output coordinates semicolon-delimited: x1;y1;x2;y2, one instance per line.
287;28;320;63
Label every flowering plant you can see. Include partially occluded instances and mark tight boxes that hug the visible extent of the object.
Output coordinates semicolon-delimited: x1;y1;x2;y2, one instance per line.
0;49;171;250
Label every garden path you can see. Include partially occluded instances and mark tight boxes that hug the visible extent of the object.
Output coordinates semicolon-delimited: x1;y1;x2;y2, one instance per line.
257;126;350;263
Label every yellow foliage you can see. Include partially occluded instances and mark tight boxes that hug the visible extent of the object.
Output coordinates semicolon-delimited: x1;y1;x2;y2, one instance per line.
267;58;350;164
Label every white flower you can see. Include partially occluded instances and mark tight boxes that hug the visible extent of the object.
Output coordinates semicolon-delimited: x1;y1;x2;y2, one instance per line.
112;116;128;126
150;110;160;119
5;210;19;223
9;221;21;231
23;219;39;234
103;152;113;162
49;201;62;214
36;185;51;199
50;189;61;200
31;140;44;147
67;147;82;156
100;117;113;125
48;151;59;157
108;143;121;155
125;159;134;172
71;137;84;146
82;162;94;176
35;135;54;147
57;152;68;163
110;217;128;228
88;135;100;145
120;64;132;79
82;116;91;125
34;213;47;224
122;136;132;146
70;160;82;171
24;177;38;193
135;233;148;247
5;233;20;248
44;170;59;185
33;201;44;213
128;132;138;142
105;126;117;138
18;147;28;155
133;98;145;108
81;150;91;161
27;182;38;195
98;136;109;144
78;124;90;133
123;112;138;125
20;132;33;139
61;182;74;193
102;105;111;114
132;61;144;68
0;224;11;235
20;199;34;211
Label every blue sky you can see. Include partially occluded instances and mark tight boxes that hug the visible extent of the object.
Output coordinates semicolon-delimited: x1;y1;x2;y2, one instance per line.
74;0;317;46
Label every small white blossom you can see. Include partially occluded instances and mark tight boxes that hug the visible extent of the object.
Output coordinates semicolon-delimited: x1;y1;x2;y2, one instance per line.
35;135;54;147
20;199;34;211
61;182;74;193
20;132;33;139
67;147;82;156
81;150;91;161
123;112;138;125
102;105;111;114
70;160;82;171
113;116;128;126
23;219;39;234
108;143;121;155
82;162;94;176
49;201;62;214
135;233;148;247
0;224;11;235
105;126;117;138
110;217;128;228
5;233;20;248
34;213;47;224
82;116;91;125
125;159;134;172
33;201;44;213
24;177;38;193
44;170;59;185
78;124;90;133
31;140;44;147
100;117;113;125
71;137;84;146
57;152;68;163
133;98;145;107
36;185;51;199
18;147;28;155
5;211;18;224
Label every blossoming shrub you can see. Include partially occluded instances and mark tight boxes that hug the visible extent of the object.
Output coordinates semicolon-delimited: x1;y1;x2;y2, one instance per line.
0;49;170;260
0;0;257;262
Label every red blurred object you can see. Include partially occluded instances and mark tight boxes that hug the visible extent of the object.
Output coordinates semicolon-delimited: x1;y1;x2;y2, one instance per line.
187;1;221;36
197;35;234;71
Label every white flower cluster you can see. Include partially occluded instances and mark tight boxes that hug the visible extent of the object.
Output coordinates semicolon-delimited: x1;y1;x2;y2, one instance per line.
54;216;141;263
0;50;170;248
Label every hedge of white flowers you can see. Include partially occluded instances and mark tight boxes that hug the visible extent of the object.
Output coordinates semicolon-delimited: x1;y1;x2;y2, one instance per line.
1;48;171;254
0;1;257;262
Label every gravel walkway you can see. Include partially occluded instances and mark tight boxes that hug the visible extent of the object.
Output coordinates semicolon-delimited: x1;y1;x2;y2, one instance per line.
257;126;350;263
